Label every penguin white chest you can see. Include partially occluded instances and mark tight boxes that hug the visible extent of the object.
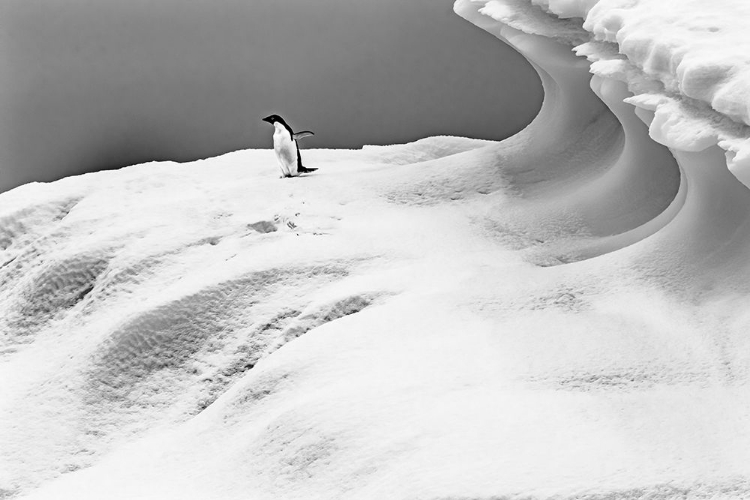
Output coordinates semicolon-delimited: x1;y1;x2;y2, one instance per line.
272;123;298;177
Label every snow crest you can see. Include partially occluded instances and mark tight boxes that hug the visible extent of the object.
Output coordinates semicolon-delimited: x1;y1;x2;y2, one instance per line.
455;0;750;281
469;0;750;185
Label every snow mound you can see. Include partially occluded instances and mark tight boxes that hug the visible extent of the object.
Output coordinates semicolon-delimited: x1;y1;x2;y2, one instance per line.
3;1;750;499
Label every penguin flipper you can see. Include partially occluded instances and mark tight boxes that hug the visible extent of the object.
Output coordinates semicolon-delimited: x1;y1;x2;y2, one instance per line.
293;131;315;140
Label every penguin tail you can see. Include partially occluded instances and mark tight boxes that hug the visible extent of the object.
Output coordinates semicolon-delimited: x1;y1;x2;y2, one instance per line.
297;165;318;174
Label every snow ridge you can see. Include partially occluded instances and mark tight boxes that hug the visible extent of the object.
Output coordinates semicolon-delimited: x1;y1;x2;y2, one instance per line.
469;0;750;185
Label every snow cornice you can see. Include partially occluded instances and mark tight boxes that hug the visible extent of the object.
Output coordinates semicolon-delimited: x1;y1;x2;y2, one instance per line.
456;0;750;187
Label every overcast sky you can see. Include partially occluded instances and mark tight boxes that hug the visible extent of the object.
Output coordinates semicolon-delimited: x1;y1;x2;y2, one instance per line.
0;0;542;193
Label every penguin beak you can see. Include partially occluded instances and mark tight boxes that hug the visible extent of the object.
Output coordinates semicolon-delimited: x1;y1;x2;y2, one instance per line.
262;116;273;123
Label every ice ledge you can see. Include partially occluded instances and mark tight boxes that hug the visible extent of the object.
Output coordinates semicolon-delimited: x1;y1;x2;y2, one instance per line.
459;0;750;187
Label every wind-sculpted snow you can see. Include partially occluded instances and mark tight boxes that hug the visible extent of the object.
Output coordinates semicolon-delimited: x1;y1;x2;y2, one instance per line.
525;0;750;185
453;0;685;267
456;0;750;282
3;2;750;500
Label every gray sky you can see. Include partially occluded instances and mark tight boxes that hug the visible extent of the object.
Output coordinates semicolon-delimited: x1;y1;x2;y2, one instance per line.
0;0;542;193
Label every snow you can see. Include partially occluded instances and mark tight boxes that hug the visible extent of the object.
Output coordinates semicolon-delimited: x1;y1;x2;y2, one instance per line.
3;1;750;499
541;0;750;185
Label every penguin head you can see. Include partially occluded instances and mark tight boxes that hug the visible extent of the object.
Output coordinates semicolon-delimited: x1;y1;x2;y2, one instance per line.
262;114;286;125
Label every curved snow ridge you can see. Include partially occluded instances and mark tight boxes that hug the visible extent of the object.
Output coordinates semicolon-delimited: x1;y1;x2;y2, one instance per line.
455;0;683;267
471;0;750;186
456;0;750;280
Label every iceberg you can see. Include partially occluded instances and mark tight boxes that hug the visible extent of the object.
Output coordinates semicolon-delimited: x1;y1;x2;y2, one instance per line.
2;1;750;499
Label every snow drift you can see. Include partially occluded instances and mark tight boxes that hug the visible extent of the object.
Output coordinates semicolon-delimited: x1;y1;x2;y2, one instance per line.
3;1;750;499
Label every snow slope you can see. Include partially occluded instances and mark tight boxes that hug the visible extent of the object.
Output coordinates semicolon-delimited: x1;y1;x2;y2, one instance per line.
3;1;750;499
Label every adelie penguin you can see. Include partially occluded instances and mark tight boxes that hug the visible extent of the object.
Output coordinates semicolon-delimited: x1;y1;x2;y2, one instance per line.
262;114;317;178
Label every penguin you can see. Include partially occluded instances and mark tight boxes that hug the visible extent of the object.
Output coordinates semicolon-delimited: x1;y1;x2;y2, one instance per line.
262;114;317;178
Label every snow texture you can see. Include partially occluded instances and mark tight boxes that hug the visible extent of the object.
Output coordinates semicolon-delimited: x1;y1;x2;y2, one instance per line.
3;1;750;499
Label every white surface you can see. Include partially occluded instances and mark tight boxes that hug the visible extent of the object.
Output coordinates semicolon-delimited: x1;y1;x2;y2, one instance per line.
488;0;750;185
3;1;750;499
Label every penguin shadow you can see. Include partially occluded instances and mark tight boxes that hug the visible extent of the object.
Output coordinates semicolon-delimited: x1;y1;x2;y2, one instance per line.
278;171;318;180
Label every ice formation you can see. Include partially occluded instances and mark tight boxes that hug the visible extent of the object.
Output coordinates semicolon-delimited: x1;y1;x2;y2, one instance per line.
454;0;750;280
3;1;750;499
